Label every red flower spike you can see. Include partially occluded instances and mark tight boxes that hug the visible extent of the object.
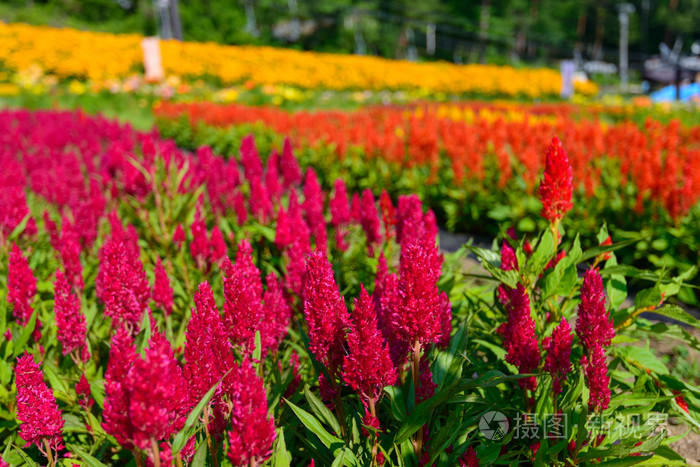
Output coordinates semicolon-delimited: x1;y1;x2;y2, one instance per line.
8;243;37;326
76;374;94;411
379;189;396;241
576;268;615;351
503;284;540;391
538;136;573;223
102;327;138;448
330;179;351;227
342;285;397;402
152;258;174;315
15;353;65;452
280;137;302;188
54;269;88;357
581;345;611;412
459;446;480;467
544;318;573;395
360;189;382;254
209;225;227;264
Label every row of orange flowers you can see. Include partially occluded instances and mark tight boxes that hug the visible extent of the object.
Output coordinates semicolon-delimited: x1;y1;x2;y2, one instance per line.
0;22;597;97
155;101;700;220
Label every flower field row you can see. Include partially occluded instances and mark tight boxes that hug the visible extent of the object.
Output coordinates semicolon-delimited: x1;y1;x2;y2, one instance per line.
0;108;698;466
154;101;700;302
0;23;598;98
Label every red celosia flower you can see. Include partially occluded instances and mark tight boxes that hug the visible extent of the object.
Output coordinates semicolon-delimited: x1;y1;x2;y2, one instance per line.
503;284;540;391
172;224;185;246
497;238;518;305
544;318;573;395
303;251;351;371
227;360;276;467
581;345;611;412
459;446;479;467
361;408;381;437
8;243;37;326
280;137;302;188
232;190;249;225
576;268;615;351
395;194;424;246
360;189;382;255
265;149;283;202
672;390;690;414
0;161;36;239
342;285;397;402
15;353;65;451
152;258;174;315
350;192;362;224
58;227;83;290
249;175;274;223
76;373;94;411
329;179;351;227
318;373;338;408
599;236;613;261
303;169;327;252
379;189;396;241
209;225;227;264
259;273;292;355
240;134;263;182
190;207;209;268
393;236;442;348
0;455;8;467
416;357;436;403
102;327;138;448
436;292;452;350
54;269;88;358
538;136;573;223
223;240;264;353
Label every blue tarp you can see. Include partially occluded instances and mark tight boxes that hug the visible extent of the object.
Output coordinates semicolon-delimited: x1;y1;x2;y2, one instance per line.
650;82;700;102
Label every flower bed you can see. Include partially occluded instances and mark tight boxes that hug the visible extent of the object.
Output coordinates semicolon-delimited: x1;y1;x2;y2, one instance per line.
0;109;697;466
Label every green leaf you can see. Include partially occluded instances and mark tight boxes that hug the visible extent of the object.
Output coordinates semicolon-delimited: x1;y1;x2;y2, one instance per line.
604;254;628;312
528;230;555;278
285;399;344;450
614;347;669;375
13;445;38;467
172;372;227;453
271;428;291;467
634;287;663;309
13;309;38;358
68;444;108;467
304;385;342;438
252;330;262;372
466;245;519;288
580;238;638;263
393;380;461;444
583;455;652;467
650;305;700;329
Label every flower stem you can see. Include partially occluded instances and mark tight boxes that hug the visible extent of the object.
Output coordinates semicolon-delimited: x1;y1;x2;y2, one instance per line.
42;439;55;467
411;338;423;460
369;397;379;467
203;406;220;467
151;438;161;467
132;449;145;467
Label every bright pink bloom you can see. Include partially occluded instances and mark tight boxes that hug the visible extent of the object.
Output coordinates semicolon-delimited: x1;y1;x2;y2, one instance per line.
76;374;94;411
280;137;302;188
232;190;249;225
15;353;64;451
209;225;227;264
303;169;327;252
249;175;274;223
436;292;452;350
581;345;611;412
361;408;381;437
374;271;407;368
396;194;424;245
54;269;88;357
350;192;362;224
190;207;209;267
303;251;351;370
329;179;351;227
265;149;283;202
379;189;396;241
503;284;540;391
544;318;573;395
259;273;292;354
172;224;185;246
497;239;518;305
8;243;37;326
223;240;264;353
576;268;615;351
459;446;479;467
240;134;263;182
342;285;397;401
416;357;436;403
102;327;138;448
58;227;83;290
360;189;382;254
0;161;36;239
538;136;573;223
152;258;174;315
227;360;276;467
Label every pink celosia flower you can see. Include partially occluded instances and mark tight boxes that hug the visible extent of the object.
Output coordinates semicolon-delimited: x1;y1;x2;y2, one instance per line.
538;136;573;223
265;149;283;202
54;269;88;358
329;179;351;227
240;134;263;182
102;327;138;448
576;268;615;351
342;285;397;402
190;207;209;268
503;284;540;391
76;373;94;411
350;192;362;224
360;189;382;255
395;194;424;245
303;169;327;252
280;137;302;188
58;227;83;290
416;357;436;403
436;292;452;350
259;273;292;355
249;176;274;223
232;190;249;225
223;240;264;353
581;345;611;412
152;258;174;315
209;225;227;264
393;237;442;348
0;161;36;239
0;455;9;467
459;446;479;467
361;408;381;437
544;318;573;395
15;353;64;451
8;243;37;326
379;190;396;241
497;239;518;305
172;224;185;246
374;271;407;368
303;251;351;370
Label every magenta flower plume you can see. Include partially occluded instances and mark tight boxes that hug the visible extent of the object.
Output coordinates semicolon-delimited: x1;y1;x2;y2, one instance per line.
396;194;424;246
416;357;437;403
190;207;209;267
393;237;442;348
329;179;351;227
172;224;185;246
342;285;397;402
436;291;452;350
102;327;138;448
54;269;88;358
303;251;351;371
240;134;263;182
538;136;573;223
544;318;573;395
503;284;540;390
76;374;94;411
227;360;276;467
497;239;518;305
249;175;274;223
280;137;302;188
259;273;292;355
303;169;328;252
350;192;362;224
459;446;480;467
379;189;396;241
15;353;64;451
360;189;382;254
582;345;611;412
58;223;83;289
375;271;408;368
8;243;37;326
223;240;264;353
576;268;615;351
152;258;174;315
209;225;227;264
265;149;283;202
